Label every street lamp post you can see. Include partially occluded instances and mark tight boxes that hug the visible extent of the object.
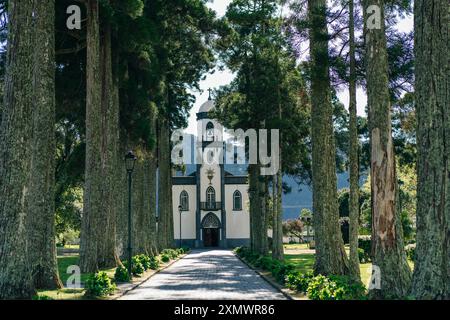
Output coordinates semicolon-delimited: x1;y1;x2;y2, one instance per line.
178;205;183;249
125;151;137;278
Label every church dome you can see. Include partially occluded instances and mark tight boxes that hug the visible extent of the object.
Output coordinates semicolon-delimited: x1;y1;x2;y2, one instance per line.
198;99;215;113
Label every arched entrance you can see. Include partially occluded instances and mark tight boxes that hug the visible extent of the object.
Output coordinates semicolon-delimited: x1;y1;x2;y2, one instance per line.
201;212;220;247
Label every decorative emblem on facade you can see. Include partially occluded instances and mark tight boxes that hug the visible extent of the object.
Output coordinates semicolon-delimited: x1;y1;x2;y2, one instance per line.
206;168;215;185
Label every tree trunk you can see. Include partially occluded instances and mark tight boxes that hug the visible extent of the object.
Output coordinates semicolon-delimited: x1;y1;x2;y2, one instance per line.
363;0;411;299
97;19;121;269
0;0;35;299
132;150;145;254
272;169;284;260
80;0;103;273
157;118;173;249
411;0;449;300
27;0;63;290
308;0;349;276
348;0;361;280
248;164;258;252
144;152;158;256
147;108;159;255
259;175;268;255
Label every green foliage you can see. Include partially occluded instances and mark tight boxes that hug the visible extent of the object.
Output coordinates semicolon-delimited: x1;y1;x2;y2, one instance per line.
234;247;295;284
55;187;83;237
405;244;416;261
285;271;314;293
114;265;131;283
358;236;372;262
131;256;144;276
137;254;151;271
56;228;79;247
270;261;296;284
358;248;370;264
306;275;366;301
160;254;170;263
149;256;160;270
161;249;179;259
181;246;190;253
85;272;116;297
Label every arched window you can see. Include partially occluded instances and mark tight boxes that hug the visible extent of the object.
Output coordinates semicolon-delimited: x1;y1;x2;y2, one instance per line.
233;190;242;211
206;121;215;141
180;190;189;211
206;186;216;209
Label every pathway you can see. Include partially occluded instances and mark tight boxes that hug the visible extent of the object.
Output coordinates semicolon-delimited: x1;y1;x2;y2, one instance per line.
119;249;286;300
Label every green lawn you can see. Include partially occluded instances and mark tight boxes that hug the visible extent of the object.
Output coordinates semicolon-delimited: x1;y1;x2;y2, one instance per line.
284;250;414;289
283;243;310;251
57;255;116;285
36;255;116;300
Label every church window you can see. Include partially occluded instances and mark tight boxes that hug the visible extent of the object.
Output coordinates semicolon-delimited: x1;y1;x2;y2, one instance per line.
233;190;242;211
206;186;216;209
206;122;215;141
180;190;189;211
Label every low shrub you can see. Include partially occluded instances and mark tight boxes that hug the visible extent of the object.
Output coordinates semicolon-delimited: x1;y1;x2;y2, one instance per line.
358;236;371;262
124;256;145;276
235;247;294;285
271;262;295;284
405;244;416;261
285;271;314;293
161;249;179;259
306;275;367;300
137;254;151;271
254;256;274;270
114;265;130;282
358;248;370;263
181;246;190;253
149;256;160;270
85;272;116;297
306;275;334;300
160;253;171;263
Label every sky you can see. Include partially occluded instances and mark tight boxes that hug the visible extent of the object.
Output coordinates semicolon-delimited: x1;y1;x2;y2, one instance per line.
185;0;413;135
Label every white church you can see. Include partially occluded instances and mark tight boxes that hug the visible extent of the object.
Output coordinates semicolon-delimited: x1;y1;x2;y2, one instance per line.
172;97;250;248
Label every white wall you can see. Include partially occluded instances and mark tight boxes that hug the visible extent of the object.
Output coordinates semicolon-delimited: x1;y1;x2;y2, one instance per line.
199;164;222;202
172;185;197;239
225;184;250;239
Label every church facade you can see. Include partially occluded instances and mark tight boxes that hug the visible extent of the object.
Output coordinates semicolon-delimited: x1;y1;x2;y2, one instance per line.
172;98;250;248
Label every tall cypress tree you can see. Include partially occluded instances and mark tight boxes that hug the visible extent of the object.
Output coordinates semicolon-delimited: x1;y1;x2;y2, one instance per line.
348;0;360;280
363;0;411;298
0;0;35;299
80;0;103;272
411;0;449;299
308;0;349;276
27;0;63;289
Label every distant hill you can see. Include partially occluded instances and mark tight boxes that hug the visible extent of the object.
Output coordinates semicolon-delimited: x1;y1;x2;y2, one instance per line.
282;173;351;220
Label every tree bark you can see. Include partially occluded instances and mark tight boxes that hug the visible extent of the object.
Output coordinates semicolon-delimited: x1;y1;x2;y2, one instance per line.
0;0;35;299
363;0;411;299
259;175;268;255
272;169;284;260
308;0;349;276
97;19;121;268
157;118;174;249
80;0;103;273
248;164;258;252
411;0;449;300
27;0;63;290
348;0;361;280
